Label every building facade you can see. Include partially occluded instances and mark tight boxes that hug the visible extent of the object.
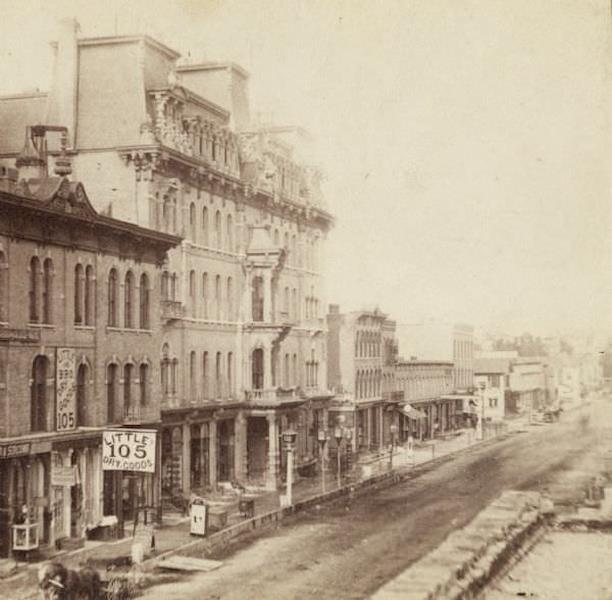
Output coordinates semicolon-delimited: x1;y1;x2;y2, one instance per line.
0;138;178;556
394;360;456;440
0;20;335;501
327;305;399;454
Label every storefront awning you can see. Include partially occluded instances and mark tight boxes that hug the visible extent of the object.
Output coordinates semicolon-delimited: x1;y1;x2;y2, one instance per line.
400;404;427;420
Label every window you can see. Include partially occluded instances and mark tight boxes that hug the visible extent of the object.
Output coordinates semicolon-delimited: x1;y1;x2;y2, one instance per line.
29;257;40;323
215;210;222;249
202;273;208;318
252;348;264;390
161;344;170;398
226;214;233;252
227;352;234;397
107;363;118;423
252;276;264;322
202;352;209;399
76;363;87;427
274;229;279;246
215;351;222;398
189;270;196;317
292;354;298;387
124;271;134;328
124;364;133;416
85;266;94;325
108;268;118;326
42;258;53;324
215;275;221;321
139;363;148;406
139;273;150;329
189;202;197;242
226;277;233;321
202;207;209;246
171;359;178;395
161;271;170;301
31;355;49;432
292;288;298;322
74;264;84;325
190;351;196;400
284;353;290;388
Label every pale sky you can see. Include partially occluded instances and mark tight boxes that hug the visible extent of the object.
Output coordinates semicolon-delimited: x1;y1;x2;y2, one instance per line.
0;0;610;337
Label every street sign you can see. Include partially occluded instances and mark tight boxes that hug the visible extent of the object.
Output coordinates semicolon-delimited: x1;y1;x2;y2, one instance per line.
102;429;157;473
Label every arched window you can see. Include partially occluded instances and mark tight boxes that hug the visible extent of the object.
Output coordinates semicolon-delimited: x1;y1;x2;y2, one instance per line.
189;202;197;242
202;207;209;246
274;229;279;246
292;288;298;322
227;352;233;397
29;257;40;323
226;214;233;252
226;277;233;321
108;268;118;326
85;265;94;325
292;354;298;387
171;273;178;301
284;287;290;318
161;344;170;398
74;264;84;325
190;350;196;400
139;273;150;329
215;275;222;321
252;348;264;390
124;363;133;416
291;235;297;266
252;276;264;322
139;363;148;406
171;359;178;395
76;362;87;427
107;363;118;423
161;271;170;301
189;270;196;317
202;352;209;399
42;258;53;324
215;351;222;398
202;273;208;318
31;355;49;432
124;271;134;328
215;210;222;249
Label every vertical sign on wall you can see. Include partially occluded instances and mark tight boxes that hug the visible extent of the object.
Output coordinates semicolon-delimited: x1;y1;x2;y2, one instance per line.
56;348;76;431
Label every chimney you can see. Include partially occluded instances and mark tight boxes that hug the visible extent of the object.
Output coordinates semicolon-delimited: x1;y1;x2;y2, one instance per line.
46;18;80;147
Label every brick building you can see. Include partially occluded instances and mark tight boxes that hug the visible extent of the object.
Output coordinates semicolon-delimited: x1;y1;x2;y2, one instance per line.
326;305;399;454
0;20;335;501
0;133;178;556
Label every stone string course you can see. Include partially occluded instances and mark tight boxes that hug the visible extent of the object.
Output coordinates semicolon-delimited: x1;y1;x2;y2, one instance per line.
371;491;545;600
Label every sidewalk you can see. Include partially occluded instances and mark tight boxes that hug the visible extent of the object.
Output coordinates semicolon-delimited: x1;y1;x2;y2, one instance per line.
0;425;511;600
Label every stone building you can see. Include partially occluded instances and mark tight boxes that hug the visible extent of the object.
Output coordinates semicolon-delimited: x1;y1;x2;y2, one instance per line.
0;131;178;556
326;305;399;454
394;360;455;441
0;19;335;501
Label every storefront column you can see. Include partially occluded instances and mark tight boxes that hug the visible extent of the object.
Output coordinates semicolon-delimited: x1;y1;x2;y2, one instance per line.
266;412;279;490
209;420;217;489
182;423;191;496
235;411;247;482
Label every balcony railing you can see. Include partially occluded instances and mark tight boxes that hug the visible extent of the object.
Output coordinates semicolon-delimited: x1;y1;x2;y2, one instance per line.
124;405;142;424
245;388;298;405
161;300;185;321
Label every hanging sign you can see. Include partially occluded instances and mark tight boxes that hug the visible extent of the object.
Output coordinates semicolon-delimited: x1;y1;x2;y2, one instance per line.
102;429;157;473
56;348;76;431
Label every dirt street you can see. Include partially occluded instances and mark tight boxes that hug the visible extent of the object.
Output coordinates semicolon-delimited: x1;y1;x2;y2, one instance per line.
141;408;598;600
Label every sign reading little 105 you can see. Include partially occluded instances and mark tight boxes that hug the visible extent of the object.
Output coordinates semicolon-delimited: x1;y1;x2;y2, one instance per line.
102;430;157;473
